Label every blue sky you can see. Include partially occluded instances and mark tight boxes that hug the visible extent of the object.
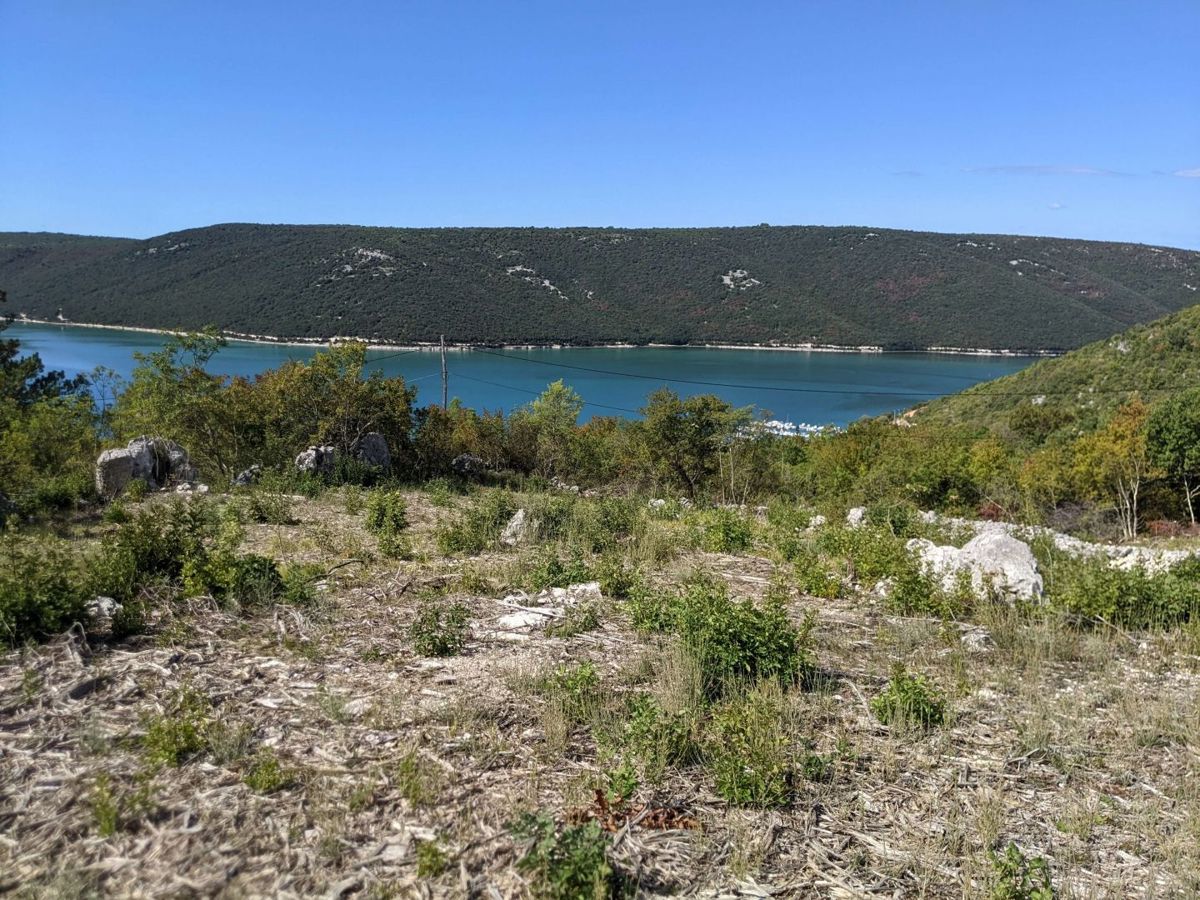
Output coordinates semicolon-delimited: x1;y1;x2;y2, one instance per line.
1;1;1197;247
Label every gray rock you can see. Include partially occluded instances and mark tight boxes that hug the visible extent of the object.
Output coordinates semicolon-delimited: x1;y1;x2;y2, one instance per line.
95;448;136;499
808;513;827;529
295;445;337;475
648;498;667;510
846;507;867;528
451;453;486;479
353;432;391;470
233;464;263;486
87;595;122;625
500;508;529;547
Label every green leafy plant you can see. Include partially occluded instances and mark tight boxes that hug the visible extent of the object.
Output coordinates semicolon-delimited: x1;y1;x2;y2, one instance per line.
674;577;812;697
989;843;1055;900
142;685;212;766
242;750;294;793
0;534;88;645
365;489;410;557
510;812;620;900
436;490;518;554
415;839;449;878
706;682;794;808
396;750;442;806
870;663;947;730
700;507;754;554
410;600;470;656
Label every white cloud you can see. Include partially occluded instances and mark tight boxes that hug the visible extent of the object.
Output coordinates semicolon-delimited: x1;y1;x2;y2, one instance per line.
1174;168;1200;178
1048;202;1066;210
965;164;1124;177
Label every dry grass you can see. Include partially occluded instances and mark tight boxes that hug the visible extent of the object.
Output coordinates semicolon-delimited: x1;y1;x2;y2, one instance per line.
1;489;1198;897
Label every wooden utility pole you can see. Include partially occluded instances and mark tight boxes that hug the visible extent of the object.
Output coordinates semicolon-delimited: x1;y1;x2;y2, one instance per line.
440;335;448;409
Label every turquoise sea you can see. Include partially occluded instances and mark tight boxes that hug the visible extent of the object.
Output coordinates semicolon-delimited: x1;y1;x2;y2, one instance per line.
9;323;1034;427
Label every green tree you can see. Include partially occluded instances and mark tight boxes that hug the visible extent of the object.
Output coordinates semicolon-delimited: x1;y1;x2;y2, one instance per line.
1146;387;1200;524
1071;399;1153;540
633;389;750;500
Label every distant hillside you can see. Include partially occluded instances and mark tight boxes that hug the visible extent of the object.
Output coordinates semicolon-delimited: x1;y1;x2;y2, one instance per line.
917;301;1200;435
3;224;1198;350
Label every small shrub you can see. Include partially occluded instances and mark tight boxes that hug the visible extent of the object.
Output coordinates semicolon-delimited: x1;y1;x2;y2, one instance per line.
526;548;593;591
989;843;1055;900
142;686;212;766
818;525;909;582
436;490;518;554
622;580;674;634
242;750;294;793
342;485;365;515
410;600;470;656
594;557;643;600
706;681;794;808
620;692;700;777
103;501;131;525
870;664;947;730
396;750;442;806
603;759;640;803
675;577;811;697
1049;555;1200;629
510;812;619;900
415;839;449;878
425;477;456;507
89;773;154;837
546;603;600;638
700;508;754;554
365;489;408;534
244;489;296;525
111;598;149;639
543;660;601;723
0;535;88;645
124;478;150;502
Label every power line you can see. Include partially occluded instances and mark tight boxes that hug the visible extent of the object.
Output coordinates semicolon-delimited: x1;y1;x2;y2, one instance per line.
469;347;1190;399
452;371;642;414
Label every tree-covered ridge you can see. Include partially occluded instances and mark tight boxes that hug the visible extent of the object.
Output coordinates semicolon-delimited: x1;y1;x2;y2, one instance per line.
917;301;1200;436
2;224;1197;350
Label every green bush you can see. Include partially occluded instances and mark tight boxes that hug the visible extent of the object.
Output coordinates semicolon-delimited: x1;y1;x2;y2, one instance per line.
410;600;470;656
242;751;294;793
436;490;518;554
674;577;811;697
622;579;674;634
510;812;620;900
700;507;754;554
243;488;296;525
706;682;794;808
526;548;593;591
620;693;700;777
567;497;638;553
870;664;947;730
142;686;212;767
0;535;88;645
989;843;1055;900
542;660;601;722
594;556;644;600
1050;555;1200;629
415;839;449;878
365;489;408;533
818;525;909;582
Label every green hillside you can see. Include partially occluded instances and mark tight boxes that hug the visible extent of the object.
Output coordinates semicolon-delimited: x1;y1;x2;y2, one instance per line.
917;301;1200;436
3;224;1198;350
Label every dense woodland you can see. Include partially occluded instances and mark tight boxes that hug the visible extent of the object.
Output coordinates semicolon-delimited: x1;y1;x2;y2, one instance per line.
3;224;1199;350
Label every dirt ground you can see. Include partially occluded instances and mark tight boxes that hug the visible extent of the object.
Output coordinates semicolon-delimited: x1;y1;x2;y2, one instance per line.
2;490;1198;898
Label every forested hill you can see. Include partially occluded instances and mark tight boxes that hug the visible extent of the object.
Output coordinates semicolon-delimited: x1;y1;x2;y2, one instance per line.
917;300;1200;435
3;224;1198;350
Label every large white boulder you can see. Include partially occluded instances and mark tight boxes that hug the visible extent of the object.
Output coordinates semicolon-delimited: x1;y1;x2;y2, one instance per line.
907;532;1043;602
353;432;391;470
95;449;136;499
500;508;529;546
295;445;337;475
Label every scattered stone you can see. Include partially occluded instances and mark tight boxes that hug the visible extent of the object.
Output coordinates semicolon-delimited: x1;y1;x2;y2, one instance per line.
353;432;390;470
808;513;827;529
499;509;529;547
295;445;337;475
451;453;487;479
175;482;209;494
234;464;263;486
846;507;867;528
648;498;667;510
342;698;372;718
959;624;995;653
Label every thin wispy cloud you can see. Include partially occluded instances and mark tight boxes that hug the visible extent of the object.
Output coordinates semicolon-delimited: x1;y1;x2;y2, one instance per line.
891;169;923;177
1174;168;1200;178
964;164;1126;177
1048;202;1066;210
